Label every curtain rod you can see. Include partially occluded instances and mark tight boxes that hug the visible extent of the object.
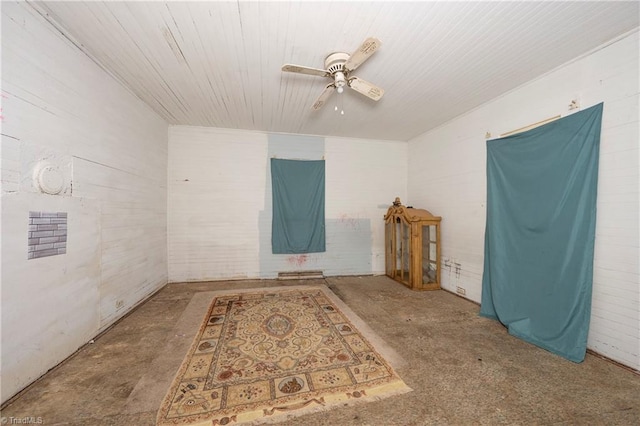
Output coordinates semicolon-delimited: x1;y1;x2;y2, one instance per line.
271;156;325;160
500;115;562;137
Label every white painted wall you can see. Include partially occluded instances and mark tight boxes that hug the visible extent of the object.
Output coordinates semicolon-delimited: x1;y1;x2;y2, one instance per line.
167;126;406;282
1;3;168;403
408;30;639;369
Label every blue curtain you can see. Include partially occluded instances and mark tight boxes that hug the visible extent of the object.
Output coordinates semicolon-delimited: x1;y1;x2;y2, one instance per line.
271;158;325;254
480;103;603;362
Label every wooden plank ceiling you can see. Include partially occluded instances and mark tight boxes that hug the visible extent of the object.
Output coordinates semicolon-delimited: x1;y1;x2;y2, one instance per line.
32;1;639;141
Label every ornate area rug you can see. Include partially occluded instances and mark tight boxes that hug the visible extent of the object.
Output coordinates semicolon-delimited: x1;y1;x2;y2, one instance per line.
156;285;411;425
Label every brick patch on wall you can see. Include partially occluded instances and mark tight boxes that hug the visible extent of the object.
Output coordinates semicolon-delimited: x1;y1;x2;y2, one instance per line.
28;211;67;259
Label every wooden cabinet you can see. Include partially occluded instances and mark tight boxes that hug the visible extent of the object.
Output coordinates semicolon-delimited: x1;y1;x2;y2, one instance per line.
384;197;441;290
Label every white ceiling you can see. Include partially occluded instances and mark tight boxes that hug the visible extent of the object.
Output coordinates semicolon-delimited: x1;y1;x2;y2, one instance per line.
32;1;639;141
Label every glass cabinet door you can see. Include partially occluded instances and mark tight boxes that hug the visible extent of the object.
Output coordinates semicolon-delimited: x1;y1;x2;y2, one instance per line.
401;221;410;283
394;219;402;276
422;225;438;284
392;217;411;285
385;222;393;276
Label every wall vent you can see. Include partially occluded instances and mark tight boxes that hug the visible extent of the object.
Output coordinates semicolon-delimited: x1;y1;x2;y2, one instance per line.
278;270;324;280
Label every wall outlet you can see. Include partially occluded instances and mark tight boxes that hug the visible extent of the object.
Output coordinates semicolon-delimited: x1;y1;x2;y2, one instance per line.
116;299;124;309
456;286;466;296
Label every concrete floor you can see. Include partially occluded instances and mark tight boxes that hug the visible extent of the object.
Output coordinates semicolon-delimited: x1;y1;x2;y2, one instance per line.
2;275;639;425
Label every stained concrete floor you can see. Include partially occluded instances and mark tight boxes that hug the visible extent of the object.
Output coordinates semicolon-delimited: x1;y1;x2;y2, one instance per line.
2;276;639;425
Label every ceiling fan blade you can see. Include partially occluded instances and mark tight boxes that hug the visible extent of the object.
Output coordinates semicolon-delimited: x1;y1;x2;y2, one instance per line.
343;37;382;72
311;83;335;110
282;64;330;77
348;76;384;101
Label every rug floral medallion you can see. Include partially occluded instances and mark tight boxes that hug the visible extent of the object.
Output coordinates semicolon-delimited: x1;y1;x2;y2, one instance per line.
157;286;411;425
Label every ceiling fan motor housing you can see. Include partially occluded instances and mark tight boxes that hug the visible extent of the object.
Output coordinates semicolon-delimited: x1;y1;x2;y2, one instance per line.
324;52;350;75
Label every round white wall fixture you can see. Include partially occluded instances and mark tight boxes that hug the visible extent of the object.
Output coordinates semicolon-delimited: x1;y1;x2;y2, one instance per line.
34;162;65;195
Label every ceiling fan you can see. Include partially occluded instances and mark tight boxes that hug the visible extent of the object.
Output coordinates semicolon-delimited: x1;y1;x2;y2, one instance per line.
281;37;384;111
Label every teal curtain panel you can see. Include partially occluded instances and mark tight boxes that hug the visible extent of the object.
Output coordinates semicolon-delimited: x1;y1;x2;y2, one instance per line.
480;103;603;362
271;158;326;254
